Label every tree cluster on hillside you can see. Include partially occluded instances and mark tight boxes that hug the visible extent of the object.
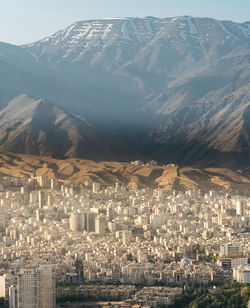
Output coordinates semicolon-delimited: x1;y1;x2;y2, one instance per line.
165;282;250;308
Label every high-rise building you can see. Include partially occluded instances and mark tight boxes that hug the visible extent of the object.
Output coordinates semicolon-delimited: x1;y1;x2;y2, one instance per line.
92;182;101;193
236;200;245;216
0;274;8;300
47;194;52;207
17;266;56;308
50;178;58;190
122;231;132;245
233;265;250;283
220;243;240;258
38;191;46;209
38;265;56;308
85;212;97;232
75;260;84;284
107;205;115;221
69;213;85;232
37;176;50;188
95;215;107;234
17;268;38;308
9;285;17;308
36;209;44;222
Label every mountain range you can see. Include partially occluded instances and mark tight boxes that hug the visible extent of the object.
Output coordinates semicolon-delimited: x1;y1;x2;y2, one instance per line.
0;16;249;167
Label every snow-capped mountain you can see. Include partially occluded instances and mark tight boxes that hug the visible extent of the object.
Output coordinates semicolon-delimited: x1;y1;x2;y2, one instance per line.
25;16;250;66
0;17;249;166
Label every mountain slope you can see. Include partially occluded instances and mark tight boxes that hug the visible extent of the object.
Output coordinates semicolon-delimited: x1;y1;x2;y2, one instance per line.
0;95;141;160
0;17;249;166
145;46;250;165
1;152;250;194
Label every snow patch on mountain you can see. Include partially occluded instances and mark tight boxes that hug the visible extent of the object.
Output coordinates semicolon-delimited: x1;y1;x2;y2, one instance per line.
129;20;142;43
237;23;250;38
187;17;198;35
216;20;238;40
102;24;113;39
145;19;154;36
122;21;131;41
26;50;39;63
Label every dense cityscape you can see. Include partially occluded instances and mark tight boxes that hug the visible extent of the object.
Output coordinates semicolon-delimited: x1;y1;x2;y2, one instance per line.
1;0;250;307
0;170;249;307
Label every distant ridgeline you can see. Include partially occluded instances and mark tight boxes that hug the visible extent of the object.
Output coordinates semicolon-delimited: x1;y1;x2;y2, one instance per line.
0;17;249;166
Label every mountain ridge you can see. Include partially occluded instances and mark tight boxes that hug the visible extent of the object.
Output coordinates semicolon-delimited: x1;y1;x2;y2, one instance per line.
0;16;249;166
0;95;143;160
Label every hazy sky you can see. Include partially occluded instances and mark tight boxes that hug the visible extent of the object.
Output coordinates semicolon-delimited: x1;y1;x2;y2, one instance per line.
0;0;249;45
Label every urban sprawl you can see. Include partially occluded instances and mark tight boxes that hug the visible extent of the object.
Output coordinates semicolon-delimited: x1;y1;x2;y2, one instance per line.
0;171;249;307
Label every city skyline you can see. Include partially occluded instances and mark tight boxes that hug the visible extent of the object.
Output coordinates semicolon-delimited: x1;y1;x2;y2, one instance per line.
0;0;249;306
0;172;249;307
